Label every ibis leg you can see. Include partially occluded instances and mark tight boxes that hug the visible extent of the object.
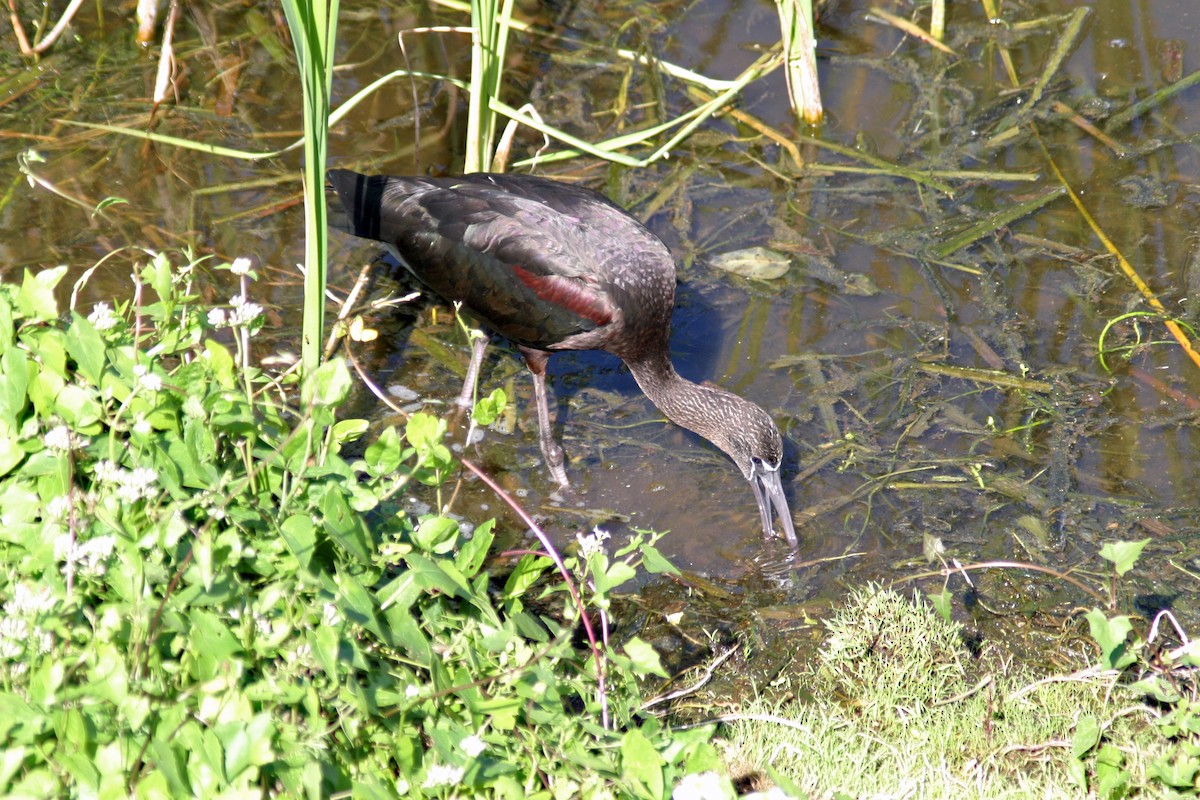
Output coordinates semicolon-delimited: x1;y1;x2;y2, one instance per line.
455;334;490;410
519;347;569;488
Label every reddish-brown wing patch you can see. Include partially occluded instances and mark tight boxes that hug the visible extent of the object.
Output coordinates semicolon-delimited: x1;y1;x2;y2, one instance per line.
510;264;613;326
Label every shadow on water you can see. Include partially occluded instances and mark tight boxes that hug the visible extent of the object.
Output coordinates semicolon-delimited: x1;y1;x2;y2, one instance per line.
3;0;1200;656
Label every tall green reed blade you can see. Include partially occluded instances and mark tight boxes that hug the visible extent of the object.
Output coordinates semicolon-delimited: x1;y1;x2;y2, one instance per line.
775;0;822;124
280;0;339;379
465;0;516;172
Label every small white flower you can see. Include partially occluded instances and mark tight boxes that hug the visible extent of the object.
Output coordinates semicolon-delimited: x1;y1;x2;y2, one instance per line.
87;302;119;331
395;779;410;794
422;763;465;789
322;603;341;627
460;734;486;758
46;495;73;521
228;294;264;327
57;531;118;578
132;415;152;435
0;617;28;659
31;626;54;654
575;526;611;559
115;467;159;503
757;789;792;800
208;308;228;328
5;583;56;615
133;365;164;392
44;425;84;452
77;535;117;575
229;257;253;276
94;459;122;483
405;683;421;699
673;772;726;800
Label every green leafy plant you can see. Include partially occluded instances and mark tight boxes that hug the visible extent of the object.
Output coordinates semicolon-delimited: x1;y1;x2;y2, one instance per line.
1077;542;1200;797
0;258;718;797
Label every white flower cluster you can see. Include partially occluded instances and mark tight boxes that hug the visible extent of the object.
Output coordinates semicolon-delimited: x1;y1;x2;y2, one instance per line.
229;257;253;276
54;532;117;578
422;763;465;789
208;294;264;329
0;584;56;660
94;460;160;503
460;733;486;757
672;772;726;800
132;363;163;392
87;302;120;331
43;425;87;452
575;526;611;559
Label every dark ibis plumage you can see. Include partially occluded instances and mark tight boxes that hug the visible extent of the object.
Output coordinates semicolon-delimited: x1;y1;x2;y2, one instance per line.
327;169;797;545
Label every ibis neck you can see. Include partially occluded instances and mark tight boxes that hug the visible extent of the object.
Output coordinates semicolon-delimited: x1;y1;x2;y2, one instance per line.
624;350;728;441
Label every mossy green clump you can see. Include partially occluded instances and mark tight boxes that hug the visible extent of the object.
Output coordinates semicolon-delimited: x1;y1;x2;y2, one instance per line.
815;585;969;720
721;586;1193;800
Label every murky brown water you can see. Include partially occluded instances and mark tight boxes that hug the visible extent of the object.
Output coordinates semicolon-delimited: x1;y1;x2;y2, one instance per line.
3;0;1199;637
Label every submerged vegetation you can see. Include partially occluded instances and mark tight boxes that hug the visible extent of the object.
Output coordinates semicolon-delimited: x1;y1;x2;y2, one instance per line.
1;0;1200;797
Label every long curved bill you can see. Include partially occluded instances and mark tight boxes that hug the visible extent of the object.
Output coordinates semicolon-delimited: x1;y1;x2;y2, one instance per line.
750;463;797;546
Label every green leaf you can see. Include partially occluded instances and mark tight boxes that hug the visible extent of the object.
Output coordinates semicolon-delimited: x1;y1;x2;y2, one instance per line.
406;412;451;472
639;543;680;576
305;356;353;408
1098;539;1150;576
280;514;316;570
205;339;236;388
595;559;638;594
456;519;495;577
0;692;39;744
1084;610;1136;671
927;589;953;623
404;552;471;599
624;637;669;678
1095;744;1129;800
0;295;13;350
0;344;29;427
53;748;99;792
413;515;459;554
1148;751;1199;788
92;196;129;216
221;714;275;779
503;554;552;599
332;417;368;447
66;313;105;386
308;626;341;680
322;483;373;564
336;568;390;644
1128;676;1181;704
620;728;665;799
23;327;68;379
0;420;24;479
188;610;243;681
1071;715;1100;759
54;383;102;427
17;266;67;321
364;425;404;475
1065;756;1088;790
473;387;507;426
141;251;174;304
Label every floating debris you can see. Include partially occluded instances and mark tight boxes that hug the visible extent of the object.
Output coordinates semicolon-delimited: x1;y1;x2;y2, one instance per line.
709;246;791;280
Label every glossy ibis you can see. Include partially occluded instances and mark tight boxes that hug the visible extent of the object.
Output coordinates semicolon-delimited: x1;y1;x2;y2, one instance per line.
327;169;797;545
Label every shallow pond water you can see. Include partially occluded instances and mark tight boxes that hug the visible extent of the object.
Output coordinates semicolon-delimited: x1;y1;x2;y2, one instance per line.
2;0;1199;643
